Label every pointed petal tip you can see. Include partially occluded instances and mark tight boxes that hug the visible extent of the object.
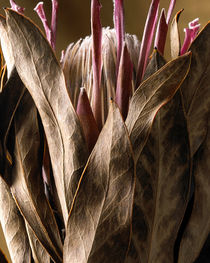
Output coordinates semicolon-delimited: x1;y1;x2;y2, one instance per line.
34;2;44;12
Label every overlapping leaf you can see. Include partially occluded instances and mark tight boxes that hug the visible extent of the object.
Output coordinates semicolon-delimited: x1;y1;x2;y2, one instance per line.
178;22;210;263
26;224;50;263
0;15;14;77
0;68;25;183
126;51;191;161
63;103;135;263
5;9;88;225
0;176;31;263
10;91;62;262
126;50;191;263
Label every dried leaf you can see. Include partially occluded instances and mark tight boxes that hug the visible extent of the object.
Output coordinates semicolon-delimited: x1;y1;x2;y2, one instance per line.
0;15;14;77
126;51;191;161
0;68;25;183
6;9;88;225
170;9;183;59
11;91;62;263
26;223;50;263
127;51;191;263
63;102;135;263
0;176;31;263
178;22;210;263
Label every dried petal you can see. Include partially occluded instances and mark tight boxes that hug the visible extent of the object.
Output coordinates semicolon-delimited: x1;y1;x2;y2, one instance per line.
113;0;125;74
166;0;176;24
135;0;160;88
51;0;58;50
9;0;24;14
115;42;133;120
76;87;99;153
154;8;168;55
34;2;52;47
170;9;183;59
91;0;102;130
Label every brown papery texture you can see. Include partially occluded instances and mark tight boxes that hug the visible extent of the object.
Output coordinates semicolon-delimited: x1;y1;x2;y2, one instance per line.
0;176;31;263
179;22;210;263
10;91;62;262
63;103;135;263
170;9;183;59
6;9;88;226
126;51;191;263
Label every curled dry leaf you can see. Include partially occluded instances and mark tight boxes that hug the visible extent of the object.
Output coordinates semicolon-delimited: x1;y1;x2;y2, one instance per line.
0;68;25;183
127;50;191;263
63;102;135;263
11;91;62;263
26;223;50;263
5;9;88;225
178;22;210;263
0;176;31;263
126;51;191;162
170;9;183;59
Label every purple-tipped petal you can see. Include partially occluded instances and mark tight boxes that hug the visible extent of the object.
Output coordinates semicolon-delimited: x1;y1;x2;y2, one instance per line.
154;8;168;55
180;28;192;55
113;0;125;75
76;88;100;153
180;18;200;55
34;2;52;47
115;42;133;120
189;18;200;39
166;0;176;24
10;0;25;14
91;0;102;130
135;0;159;89
51;0;58;50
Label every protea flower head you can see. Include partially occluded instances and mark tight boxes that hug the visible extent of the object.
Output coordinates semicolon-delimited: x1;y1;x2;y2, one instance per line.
0;0;210;262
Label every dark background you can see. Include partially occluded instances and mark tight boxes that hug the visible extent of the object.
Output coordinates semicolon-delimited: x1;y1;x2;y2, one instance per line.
0;0;210;261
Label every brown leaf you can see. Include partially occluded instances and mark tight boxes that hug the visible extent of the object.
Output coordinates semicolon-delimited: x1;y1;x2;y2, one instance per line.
126;51;191;161
0;15;14;77
11;91;63;263
63;102;135;263
178;22;210;263
0;68;25;183
26;223;50;263
0;176;31;263
6;9;88;225
170;9;183;59
127;51;191;263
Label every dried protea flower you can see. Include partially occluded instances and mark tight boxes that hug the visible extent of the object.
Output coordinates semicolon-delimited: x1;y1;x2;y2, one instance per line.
0;0;210;263
62;28;140;126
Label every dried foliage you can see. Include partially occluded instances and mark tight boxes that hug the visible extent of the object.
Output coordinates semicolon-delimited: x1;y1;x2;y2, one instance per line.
0;1;210;263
